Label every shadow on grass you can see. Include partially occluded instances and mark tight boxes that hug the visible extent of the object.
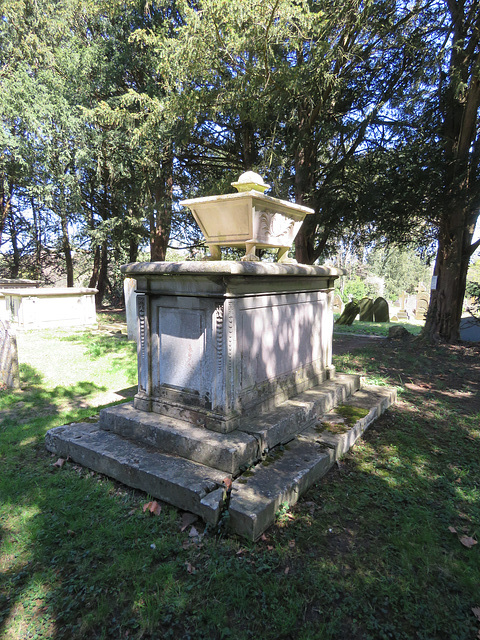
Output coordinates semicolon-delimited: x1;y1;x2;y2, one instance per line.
0;365;112;461
1;341;479;639
57;331;138;385
59;330;136;357
0;364;108;418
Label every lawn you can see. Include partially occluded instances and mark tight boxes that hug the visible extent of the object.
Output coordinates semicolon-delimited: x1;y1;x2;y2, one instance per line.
1;316;479;639
333;315;424;337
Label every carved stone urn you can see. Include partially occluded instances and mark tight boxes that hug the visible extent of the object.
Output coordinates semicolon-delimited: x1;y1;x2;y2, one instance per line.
180;171;314;262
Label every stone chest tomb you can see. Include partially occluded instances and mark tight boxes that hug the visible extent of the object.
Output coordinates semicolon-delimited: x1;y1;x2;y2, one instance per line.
124;261;339;433
45;172;396;540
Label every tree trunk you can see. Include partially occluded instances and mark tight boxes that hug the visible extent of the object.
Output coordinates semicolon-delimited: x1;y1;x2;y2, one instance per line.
150;154;173;261
89;245;101;289
31;196;42;279
60;215;74;287
293;136;317;265
421;0;480;342
7;215;20;278
0;176;13;249
422;205;474;342
129;237;138;263
95;243;108;308
294;216;316;265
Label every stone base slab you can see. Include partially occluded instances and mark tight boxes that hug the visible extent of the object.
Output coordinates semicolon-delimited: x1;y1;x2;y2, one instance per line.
101;374;360;475
45;422;227;524
45;381;396;540
100;403;259;475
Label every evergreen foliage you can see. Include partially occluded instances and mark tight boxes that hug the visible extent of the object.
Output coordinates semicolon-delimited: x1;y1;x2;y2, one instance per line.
1;0;479;340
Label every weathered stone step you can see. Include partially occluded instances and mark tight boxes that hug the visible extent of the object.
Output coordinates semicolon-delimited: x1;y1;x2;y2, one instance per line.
227;384;397;540
98;373;361;475
311;384;398;457
44;383;396;541
238;373;361;452
45;423;227;524
228;438;336;540
99;404;259;476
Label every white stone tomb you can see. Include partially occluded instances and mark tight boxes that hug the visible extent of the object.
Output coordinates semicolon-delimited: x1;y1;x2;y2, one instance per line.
122;261;343;433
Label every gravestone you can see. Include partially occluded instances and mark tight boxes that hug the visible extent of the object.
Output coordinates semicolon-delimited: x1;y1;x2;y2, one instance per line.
373;297;389;322
0;320;19;389
336;300;359;325
395;291;409;320
415;283;429;320
358;297;374;322
333;294;344;315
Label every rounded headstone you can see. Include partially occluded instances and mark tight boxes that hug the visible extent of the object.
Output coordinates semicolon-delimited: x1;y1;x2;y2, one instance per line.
358;297;374;322
388;326;411;340
333;294;345;315
335;301;359;325
373;297;390;323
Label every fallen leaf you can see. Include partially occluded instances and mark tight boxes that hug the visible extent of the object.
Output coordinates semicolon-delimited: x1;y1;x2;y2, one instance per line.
182;540;190;550
284;566;290;574
472;607;480;621
127;508;137;517
448;526;457;534
67;529;75;536
267;545;274;551
185;562;195;574
288;540;296;549
459;535;477;548
143;501;162;516
260;533;269;542
236;548;247;555
180;512;198;532
150;501;162;516
189;526;199;538
223;477;232;491
53;458;65;468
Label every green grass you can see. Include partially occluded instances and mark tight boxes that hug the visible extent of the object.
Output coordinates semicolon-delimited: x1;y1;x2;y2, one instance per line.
13;317;137;409
333;314;423;336
1;320;479;639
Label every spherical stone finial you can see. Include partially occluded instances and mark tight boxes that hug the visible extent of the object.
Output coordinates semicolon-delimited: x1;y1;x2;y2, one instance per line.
231;171;270;193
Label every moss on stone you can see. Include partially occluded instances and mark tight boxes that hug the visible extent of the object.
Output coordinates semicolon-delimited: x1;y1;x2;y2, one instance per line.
336;404;369;426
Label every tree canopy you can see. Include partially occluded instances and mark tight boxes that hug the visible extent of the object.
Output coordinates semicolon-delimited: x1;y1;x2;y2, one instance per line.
1;0;479;340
